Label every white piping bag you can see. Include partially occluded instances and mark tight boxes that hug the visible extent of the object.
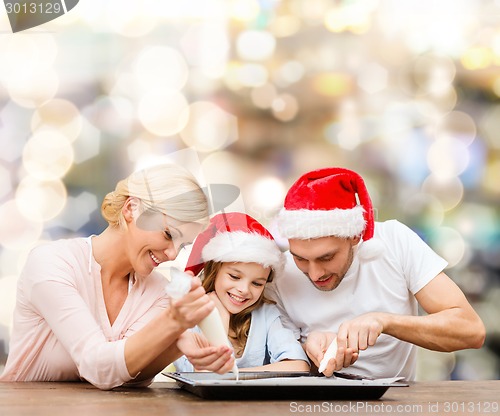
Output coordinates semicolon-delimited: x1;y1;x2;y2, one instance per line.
166;267;239;379
318;337;338;375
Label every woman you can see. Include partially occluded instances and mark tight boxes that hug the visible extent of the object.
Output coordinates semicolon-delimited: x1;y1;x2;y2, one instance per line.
174;212;310;372
0;164;232;389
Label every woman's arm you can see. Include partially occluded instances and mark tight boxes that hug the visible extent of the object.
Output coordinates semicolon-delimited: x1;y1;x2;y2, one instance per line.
30;272;213;389
123;279;215;381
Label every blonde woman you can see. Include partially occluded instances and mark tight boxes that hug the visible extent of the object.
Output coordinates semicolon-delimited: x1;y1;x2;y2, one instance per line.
0;164;228;389
174;212;310;372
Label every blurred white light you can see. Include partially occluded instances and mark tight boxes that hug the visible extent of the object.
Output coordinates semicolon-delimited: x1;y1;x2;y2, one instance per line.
73;118;101;164
54;191;98;232
430;226;466;268
15;177;67;222
180;101;238;152
437;111;477;146
480;105;500;150
451;203;497;248
201;151;244;186
7;68;59;109
483;158;500;194
85;96;134;138
271;94;299;122
0;247;31;279
127;138;154;163
106;0;158;37
270;15;302;37
324;4;371;33
0;165;12;200
0;200;43;249
22;130;74;181
275;61;305;87
134;148;205;183
251;83;278;109
200;152;246;213
402;193;445;228
249;176;286;212
379;0;476;56
31;99;83;143
229;0;260;21
427;136;470;179
152;0;228;19
0;35;58;108
358;62;389;94
422;174;464;211
236;30;276;61
413;54;456;95
180;23;229;77
134;46;188;93
415;92;457;120
0;275;18;329
0;101;33;163
138;91;189;136
237;64;268;87
0;34;57;81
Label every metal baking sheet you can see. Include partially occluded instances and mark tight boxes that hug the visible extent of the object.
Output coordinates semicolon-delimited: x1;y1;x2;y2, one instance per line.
164;371;409;400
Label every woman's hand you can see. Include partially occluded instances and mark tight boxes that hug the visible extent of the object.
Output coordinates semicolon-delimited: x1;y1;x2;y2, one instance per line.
177;331;235;374
168;276;213;331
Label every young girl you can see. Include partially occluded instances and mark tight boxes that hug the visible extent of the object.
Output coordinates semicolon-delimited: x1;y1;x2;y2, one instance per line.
174;212;310;372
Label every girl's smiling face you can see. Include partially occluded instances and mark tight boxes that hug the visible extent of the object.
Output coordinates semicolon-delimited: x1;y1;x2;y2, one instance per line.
214;262;271;314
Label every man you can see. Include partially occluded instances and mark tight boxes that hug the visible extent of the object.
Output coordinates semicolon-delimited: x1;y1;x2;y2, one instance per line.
267;167;485;380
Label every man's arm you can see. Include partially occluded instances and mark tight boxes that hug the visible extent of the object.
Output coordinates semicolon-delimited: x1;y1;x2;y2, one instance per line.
385;272;485;351
315;272;485;375
337;272;485;353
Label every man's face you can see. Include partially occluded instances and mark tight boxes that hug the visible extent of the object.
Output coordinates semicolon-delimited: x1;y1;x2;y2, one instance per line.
289;236;360;291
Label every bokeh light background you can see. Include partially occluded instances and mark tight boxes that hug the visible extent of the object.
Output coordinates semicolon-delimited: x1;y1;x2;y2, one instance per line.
1;0;499;380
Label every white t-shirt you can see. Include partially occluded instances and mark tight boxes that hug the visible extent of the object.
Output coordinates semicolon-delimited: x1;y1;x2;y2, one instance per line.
266;220;448;380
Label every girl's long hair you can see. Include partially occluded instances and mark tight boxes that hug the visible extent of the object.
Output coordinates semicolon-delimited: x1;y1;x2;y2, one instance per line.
201;261;275;357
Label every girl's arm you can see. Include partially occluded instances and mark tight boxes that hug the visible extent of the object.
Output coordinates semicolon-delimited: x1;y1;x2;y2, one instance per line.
241;359;309;372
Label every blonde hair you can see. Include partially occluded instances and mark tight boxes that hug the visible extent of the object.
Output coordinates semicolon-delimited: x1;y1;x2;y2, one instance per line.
201;261;274;357
101;164;209;229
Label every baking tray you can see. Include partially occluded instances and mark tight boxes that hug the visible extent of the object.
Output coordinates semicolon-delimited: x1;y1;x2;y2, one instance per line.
164;371;409;400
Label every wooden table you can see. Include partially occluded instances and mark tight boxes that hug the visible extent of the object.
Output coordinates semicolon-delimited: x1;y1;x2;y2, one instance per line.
1;380;499;416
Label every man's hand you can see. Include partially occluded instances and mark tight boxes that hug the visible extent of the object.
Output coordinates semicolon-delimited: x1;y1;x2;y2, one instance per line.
305;331;359;377
337;312;385;352
305;331;358;376
177;331;235;374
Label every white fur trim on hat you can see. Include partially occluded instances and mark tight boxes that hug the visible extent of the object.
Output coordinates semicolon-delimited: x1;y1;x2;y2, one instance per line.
202;231;284;272
277;205;366;240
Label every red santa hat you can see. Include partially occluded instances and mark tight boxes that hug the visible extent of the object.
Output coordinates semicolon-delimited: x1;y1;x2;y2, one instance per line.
185;212;285;276
277;167;384;261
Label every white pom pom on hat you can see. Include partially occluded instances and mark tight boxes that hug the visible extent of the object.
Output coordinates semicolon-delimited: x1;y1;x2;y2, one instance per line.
277;167;384;261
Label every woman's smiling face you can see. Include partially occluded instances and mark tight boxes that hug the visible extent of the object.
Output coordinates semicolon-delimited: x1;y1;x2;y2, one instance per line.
214;262;271;314
124;199;204;276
